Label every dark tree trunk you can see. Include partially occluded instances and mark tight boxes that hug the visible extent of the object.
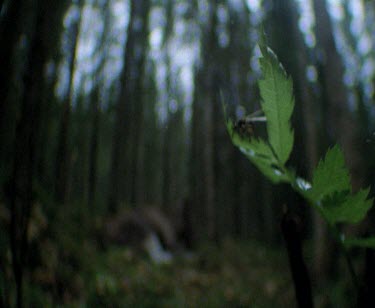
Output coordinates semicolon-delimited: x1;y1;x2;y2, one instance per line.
55;0;84;204
313;0;364;188
108;0;150;212
0;0;23;130
86;0;111;212
161;0;174;212
0;0;25;189
312;0;364;281
8;0;52;305
88;86;100;211
36;1;69;188
128;1;150;207
189;0;218;242
162;115;172;211
129;50;149;206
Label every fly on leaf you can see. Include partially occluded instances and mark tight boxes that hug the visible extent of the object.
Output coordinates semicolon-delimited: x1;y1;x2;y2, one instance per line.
233;110;266;139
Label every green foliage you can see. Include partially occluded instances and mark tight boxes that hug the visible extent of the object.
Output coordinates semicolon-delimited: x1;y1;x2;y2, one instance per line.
342;236;375;249
225;35;374;249
308;145;372;226
310;145;351;201
226;121;287;183
322;188;372;225
258;39;294;165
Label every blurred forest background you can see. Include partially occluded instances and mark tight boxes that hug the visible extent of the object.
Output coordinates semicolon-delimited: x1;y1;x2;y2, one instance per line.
1;0;375;306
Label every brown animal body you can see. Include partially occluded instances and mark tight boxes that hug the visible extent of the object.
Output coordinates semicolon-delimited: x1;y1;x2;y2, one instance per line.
104;206;177;263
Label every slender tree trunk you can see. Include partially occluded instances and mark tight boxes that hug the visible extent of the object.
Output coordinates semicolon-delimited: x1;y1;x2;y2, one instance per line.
9;0;50;305
88;86;100;210
0;0;23;130
161;0;174;211
313;0;364;187
189;67;205;244
129;44;149;206
312;0;364;280
188;0;219;242
37;65;58;185
162;115;172;211
127;0;150;207
203;86;216;241
36;1;69;188
108;0;150;212
55;0;84;204
86;0;111;211
200;0;218;241
0;0;25;188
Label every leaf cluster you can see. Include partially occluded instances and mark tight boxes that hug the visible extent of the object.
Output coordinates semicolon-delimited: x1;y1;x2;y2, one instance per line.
225;35;374;249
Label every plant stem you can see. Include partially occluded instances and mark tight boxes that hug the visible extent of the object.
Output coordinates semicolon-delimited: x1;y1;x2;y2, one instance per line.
280;163;360;291
343;247;359;289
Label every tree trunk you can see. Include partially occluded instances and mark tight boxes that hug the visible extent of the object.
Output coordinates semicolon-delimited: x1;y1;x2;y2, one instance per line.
86;0;111;212
9;0;52;305
313;0;364;188
108;0;151;212
0;0;23;132
161;0;174;213
312;0;364;280
0;0;25;190
36;1;69;189
88;86;100;211
189;0;218;242
55;0;84;204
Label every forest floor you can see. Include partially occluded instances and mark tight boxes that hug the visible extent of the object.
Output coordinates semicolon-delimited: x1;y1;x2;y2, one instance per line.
24;238;354;307
1;207;355;307
27;238;298;307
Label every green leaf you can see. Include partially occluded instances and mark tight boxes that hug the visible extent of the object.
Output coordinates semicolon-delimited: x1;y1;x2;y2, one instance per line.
238;136;276;161
310;145;351;201
244;139;288;183
322;188;373;225
226;120;287;183
258;41;294;164
342;236;375;249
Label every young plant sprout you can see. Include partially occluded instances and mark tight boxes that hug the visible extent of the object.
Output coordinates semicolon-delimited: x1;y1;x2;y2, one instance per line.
224;32;375;302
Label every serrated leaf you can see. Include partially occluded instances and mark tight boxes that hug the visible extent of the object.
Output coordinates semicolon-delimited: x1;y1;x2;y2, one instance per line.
342;236;375;249
243;137;276;161
226;120;287;183
258;41;294;164
242;138;288;183
322;188;373;225
311;145;351;201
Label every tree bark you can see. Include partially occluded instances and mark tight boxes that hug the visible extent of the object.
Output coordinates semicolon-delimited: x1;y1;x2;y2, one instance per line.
189;0;218;242
161;0;175;213
55;0;84;204
313;0;364;189
86;0;111;211
108;0;151;212
36;1;69;189
8;0;53;305
312;0;364;280
0;0;25;190
0;0;23;130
